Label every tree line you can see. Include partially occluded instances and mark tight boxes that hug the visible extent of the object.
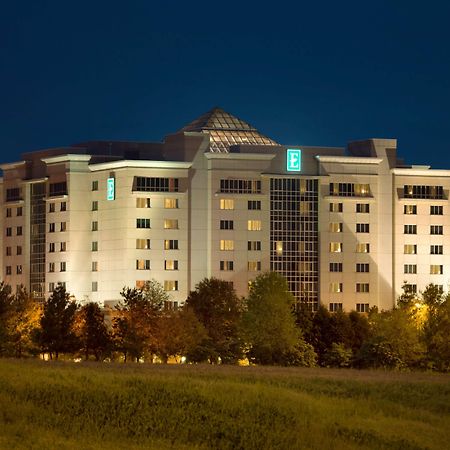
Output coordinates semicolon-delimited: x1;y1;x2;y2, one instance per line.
0;274;448;371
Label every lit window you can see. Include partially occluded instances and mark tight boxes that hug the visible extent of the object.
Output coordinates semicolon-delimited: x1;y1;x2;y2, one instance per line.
329;303;343;312
136;259;151;270
356;203;370;213
404;244;417;254
136;280;148;289
164;240;178;250
164;198;178;209
329;242;343;253
165;260;179;270
220;240;234;251
430;265;443;275
330;282;343;293
275;241;283;255
404;205;417;215
136;239;151;249
329;222;342;233
355;243;369;253
219;199;234;210
247;261;261;271
356;283;370;293
220;261;234;271
164;219;178;229
164;280;178;291
247;220;261;231
329;203;343;212
136;198;151;208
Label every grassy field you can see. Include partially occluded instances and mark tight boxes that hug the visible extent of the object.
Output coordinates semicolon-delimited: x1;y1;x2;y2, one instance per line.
0;360;448;449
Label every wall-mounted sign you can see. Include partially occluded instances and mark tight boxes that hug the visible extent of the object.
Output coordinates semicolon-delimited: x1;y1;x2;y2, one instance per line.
107;177;115;201
287;149;302;172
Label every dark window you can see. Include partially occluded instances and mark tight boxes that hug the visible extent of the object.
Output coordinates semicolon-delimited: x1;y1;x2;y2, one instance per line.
135;177;179;192
49;182;67;196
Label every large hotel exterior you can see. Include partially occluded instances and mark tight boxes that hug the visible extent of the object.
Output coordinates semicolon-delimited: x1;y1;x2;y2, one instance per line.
1;108;449;311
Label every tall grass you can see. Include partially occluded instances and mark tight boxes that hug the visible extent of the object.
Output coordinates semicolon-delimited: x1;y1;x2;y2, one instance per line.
0;360;448;449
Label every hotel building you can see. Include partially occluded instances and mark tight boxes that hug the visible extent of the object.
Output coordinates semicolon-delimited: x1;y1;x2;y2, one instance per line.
1;108;449;311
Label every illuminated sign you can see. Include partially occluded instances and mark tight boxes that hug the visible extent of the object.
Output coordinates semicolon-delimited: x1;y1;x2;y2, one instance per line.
287;149;301;172
107;178;115;201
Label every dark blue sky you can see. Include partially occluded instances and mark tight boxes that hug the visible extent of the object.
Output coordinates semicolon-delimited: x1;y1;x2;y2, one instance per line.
1;1;450;167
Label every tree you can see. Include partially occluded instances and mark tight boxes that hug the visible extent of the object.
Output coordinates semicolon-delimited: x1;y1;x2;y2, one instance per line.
76;302;112;361
113;280;168;362
243;272;315;366
0;283;13;355
322;342;353;368
34;284;78;360
185;278;244;363
310;305;334;364
7;286;42;358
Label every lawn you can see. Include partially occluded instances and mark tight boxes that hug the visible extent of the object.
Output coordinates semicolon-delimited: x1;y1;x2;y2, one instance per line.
0;359;448;449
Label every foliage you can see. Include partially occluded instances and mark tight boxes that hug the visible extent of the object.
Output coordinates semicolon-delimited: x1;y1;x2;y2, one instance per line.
185;277;244;363
322;342;353;368
0;360;449;450
243;272;315;366
75;302;112;361
0;282;14;354
113;280;168;362
33;284;78;360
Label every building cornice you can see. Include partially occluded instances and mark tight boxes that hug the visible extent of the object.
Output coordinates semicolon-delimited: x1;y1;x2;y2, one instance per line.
89;160;192;171
205;153;275;161
41;154;91;164
392;168;450;177
0;161;26;171
316;156;383;164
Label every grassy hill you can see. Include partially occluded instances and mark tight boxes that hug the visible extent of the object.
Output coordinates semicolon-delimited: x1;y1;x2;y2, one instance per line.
0;359;448;449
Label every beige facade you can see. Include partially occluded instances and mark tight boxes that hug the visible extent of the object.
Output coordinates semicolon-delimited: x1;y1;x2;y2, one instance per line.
1;108;449;311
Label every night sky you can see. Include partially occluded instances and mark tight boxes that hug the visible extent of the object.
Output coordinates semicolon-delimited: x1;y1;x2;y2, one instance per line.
2;1;450;168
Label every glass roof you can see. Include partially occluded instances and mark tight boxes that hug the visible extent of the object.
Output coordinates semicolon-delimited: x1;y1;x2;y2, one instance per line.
180;107;279;152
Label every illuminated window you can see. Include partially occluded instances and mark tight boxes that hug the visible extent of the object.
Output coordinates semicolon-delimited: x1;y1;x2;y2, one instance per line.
220;239;234;251
404;264;417;274
430;225;443;235
136;218;150;228
136;259;151;270
356;263;369;273
330;282;343;293
92;181;98;191
404;205;417;215
430;245;443;255
356;243;370;253
329;262;342;272
164;280;178;291
329;202;343;212
248;200;261;210
92;261;98;272
356;223;369;233
329;302;343;312
164;219;178;229
356;283;370;293
404;244;417;254
430;205;443;215
247;220;261;231
92;221;98;231
220;179;261;194
136;239;151;249
329;242;343;253
299;201;311;214
404;225;417;234
136;280;148;289
356;203;369;213
219;199;234;210
247;261;261;271
404;185;443;199
220;220;234;230
165;198;178;209
165;260;178;270
430;265;443;275
329;222;342;233
356;303;370;313
248;241;261;251
275;241;283;255
220;261;234;271
329;183;370;197
136;198;151;208
164;239;178;250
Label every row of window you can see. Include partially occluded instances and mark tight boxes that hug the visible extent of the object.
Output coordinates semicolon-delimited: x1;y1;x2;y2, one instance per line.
403;185;444;199
219;261;262;271
5;246;22;256
218;220;262;231
330;283;370;293
404;245;444;255
330;243;370;253
5;265;22;275
403;225;443;235
329;183;371;197
5;206;23;217
6;227;22;236
220;179;261;194
49;202;67;213
219;199;262;210
136;218;180;229
135;198;179;209
329;303;370;313
404;264;444;274
329;263;369;272
330;203;444;215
